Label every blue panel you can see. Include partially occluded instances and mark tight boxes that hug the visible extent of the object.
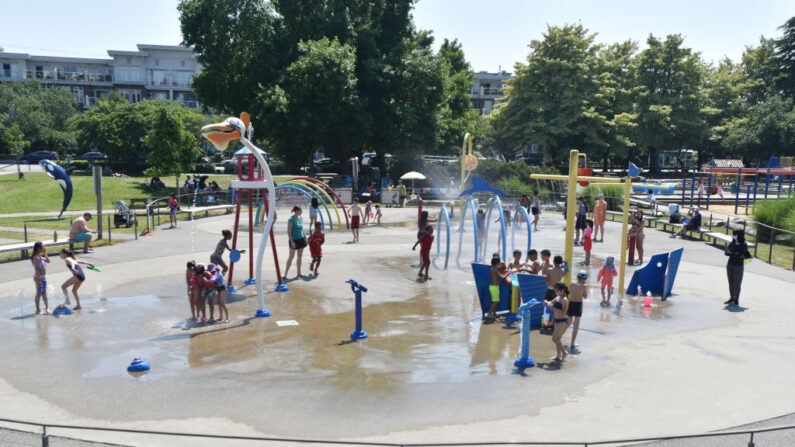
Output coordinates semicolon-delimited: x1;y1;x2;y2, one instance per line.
662;247;684;300
516;274;548;328
471;263;511;317
626;252;669;296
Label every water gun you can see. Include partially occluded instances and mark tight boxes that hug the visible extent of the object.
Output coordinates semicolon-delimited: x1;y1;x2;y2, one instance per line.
87;264;101;272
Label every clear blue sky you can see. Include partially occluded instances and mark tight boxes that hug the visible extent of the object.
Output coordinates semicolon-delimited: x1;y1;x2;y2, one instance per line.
1;0;793;71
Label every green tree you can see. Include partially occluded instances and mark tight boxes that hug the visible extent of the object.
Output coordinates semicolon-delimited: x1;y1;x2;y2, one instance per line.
258;37;361;169
491;24;607;163
740;37;779;105
774;16;795;97
723;96;795;163
435;39;477;155
2;123;30;176
144;106;200;187
634;34;707;172
0;81;75;153
594;40;638;171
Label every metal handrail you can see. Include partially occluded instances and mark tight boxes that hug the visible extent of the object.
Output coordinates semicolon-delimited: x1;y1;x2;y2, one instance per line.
1;416;794;446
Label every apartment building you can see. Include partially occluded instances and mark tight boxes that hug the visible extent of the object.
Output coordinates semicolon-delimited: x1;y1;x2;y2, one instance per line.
0;44;200;110
470;70;512;115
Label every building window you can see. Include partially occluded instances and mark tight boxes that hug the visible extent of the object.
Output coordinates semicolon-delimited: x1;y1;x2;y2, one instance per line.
126;57;132;64
36;65;44;79
173;70;193;87
148;69;168;85
119;88;142;104
2;63;18;78
180;60;186;67
154;59;159;66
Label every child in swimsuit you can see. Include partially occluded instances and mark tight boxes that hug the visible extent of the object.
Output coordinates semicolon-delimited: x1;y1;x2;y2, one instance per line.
308;222;325;276
202;264;218;323
59;248;91;310
374;205;382;225
364;201;372;225
550;282;570;361
597;256;617;307
194;264;207;323
210;229;242;275
567;270;589;351
168;193;179;229
486;255;512;319
186;261;198;321
31;241;50;314
581;219;593;265
212;265;229;323
348;200;364;243
412;225;434;281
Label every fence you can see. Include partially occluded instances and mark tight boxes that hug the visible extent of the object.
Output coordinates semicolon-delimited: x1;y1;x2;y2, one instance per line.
1;416;793;446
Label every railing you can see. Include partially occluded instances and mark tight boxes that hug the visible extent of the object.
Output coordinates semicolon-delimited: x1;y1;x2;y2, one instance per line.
23;70;112;83
1;416;794;446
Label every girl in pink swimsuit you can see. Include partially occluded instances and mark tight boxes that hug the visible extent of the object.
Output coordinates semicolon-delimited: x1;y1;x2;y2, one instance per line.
597;256;618;307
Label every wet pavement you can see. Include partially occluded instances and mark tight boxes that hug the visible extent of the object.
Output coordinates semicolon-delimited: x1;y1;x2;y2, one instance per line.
0;207;793;445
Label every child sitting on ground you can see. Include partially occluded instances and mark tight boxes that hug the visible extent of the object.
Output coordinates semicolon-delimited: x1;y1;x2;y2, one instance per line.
412;225;434;281
597;256;618;307
487;255;513;319
581;219;593;265
308;222;325;276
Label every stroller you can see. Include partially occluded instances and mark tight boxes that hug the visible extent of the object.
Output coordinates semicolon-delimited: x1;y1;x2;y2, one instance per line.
112;200;136;228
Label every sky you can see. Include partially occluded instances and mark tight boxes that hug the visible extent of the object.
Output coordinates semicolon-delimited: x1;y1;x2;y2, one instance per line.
1;0;793;72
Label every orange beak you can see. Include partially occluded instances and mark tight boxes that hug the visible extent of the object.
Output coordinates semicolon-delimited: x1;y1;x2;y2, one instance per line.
201;121;242;151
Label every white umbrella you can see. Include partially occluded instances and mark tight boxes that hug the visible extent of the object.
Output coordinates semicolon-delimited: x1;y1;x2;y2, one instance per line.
400;171;426;193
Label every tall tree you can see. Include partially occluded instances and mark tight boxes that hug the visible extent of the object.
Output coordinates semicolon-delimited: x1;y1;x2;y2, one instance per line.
723;96;795;163
144;106;201;187
634;34;707;172
435;39;477;155
491;24;607;163
594;40;638;171
0;81;75;154
740;37;779;105
2;123;30;177
774;16;795;97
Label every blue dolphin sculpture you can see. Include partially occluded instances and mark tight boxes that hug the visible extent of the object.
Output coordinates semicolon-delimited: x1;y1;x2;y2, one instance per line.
458;176;506;198
39;159;73;217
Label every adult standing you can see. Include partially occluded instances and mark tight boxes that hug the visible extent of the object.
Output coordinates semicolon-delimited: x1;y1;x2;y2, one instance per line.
283;206;306;279
69;213;96;254
724;229;751;306
592;193;607;242
398;181;407;208
531;191;541;231
627;211;638;265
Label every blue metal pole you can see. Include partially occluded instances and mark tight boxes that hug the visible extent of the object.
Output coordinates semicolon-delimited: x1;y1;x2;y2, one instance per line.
734;168;741;215
514;299;540;369
764;169;770;199
706;173;712;210
690;167;696;208
777;174;783;198
745;185;751;215
681;178;686;206
347;279;368;340
697;173;703;208
789;174;793;198
753;174;759;209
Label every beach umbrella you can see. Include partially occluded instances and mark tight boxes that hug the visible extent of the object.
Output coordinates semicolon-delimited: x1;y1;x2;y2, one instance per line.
400;171;426;192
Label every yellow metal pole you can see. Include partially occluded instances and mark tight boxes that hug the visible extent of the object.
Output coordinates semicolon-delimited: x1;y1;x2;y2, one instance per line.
460;133;472;215
563;150;579;285
618;177;632;295
531;174;621;183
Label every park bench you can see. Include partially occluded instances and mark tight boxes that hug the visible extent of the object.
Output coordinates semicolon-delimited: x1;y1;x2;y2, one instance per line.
702;231;756;248
0;239;73;260
180;204;235;220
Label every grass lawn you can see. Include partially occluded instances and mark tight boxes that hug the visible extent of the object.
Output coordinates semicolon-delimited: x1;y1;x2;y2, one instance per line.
0;173;294;215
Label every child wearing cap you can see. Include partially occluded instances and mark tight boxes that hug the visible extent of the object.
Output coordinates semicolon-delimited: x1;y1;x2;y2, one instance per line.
597;256;618;307
567;270;590;352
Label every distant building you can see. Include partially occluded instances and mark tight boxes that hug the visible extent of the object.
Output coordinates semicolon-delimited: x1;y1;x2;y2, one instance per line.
470;70;512;115
0;44;201;110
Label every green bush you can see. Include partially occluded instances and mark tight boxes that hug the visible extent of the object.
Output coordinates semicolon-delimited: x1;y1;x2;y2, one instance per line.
753;197;795;242
580;185;624;211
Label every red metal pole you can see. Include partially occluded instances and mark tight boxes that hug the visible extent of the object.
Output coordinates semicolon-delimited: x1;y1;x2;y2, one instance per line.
227;191;243;286
248;189;254;280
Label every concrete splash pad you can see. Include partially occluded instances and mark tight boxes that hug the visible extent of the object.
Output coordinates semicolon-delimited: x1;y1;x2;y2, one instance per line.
0;211;794;445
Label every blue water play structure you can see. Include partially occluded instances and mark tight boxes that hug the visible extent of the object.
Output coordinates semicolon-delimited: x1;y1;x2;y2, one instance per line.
514;298;542;369
127;358;150;372
435;176;533;269
470;263;547;324
346;279;368;341
626;247;684;300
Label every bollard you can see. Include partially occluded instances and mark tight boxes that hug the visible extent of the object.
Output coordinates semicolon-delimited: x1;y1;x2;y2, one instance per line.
347;279;368;340
134;217;138;240
107;216;111;243
514;299;541;369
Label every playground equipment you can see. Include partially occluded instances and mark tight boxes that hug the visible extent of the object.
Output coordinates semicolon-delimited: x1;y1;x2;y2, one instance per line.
127;358;150;373
255;177;349;229
225;144;285;295
202;113;279;317
514;299;542;369
470;263;547;322
346;279;368;340
39;159;73;218
531;150;673;294
459;132;478;214
683;166;795;212
626;247;683;301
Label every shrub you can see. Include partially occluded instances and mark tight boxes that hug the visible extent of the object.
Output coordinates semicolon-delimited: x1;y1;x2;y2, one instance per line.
580;185;624;211
753;197;795;242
